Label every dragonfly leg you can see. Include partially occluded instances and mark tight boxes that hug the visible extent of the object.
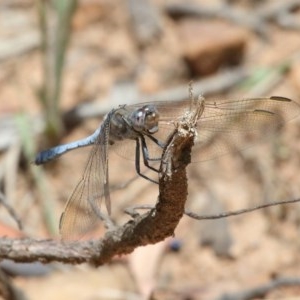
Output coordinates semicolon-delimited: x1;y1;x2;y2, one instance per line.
135;138;158;184
141;134;165;162
146;134;165;149
140;135;161;173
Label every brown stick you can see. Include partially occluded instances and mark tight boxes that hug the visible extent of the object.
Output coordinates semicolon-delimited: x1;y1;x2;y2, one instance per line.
0;102;197;266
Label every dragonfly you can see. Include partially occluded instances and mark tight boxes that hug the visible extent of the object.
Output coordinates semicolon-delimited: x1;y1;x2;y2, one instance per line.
35;96;300;240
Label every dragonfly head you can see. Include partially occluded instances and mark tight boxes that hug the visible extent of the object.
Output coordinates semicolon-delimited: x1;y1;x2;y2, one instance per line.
131;105;159;134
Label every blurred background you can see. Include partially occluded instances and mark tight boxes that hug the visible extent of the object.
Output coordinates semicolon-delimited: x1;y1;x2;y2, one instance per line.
1;0;300;299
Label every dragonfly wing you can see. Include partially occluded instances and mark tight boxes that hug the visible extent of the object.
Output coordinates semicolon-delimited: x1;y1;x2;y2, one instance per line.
191;97;300;162
60;119;111;240
101;97;300;166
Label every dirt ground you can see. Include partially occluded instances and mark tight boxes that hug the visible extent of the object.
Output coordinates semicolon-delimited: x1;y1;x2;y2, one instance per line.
1;0;300;299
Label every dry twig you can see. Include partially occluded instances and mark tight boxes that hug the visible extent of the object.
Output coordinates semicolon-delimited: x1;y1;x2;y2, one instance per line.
63;67;249;126
216;276;300;300
0;66;249;155
0;192;22;230
0;97;199;266
185;198;300;221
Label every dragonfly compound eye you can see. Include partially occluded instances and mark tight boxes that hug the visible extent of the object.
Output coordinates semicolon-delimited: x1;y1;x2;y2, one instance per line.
131;109;145;131
130;105;159;134
144;106;159;134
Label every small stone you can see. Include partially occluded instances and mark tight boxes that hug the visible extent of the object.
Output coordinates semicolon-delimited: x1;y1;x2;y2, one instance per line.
177;20;249;76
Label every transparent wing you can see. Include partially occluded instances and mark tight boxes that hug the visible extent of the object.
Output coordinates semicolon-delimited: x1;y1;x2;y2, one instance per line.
59;120;110;241
191;97;300;162
154;96;300;162
110;97;300;162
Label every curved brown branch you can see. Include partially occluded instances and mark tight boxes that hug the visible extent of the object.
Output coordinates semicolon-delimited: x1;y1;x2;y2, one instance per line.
0;109;197;267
